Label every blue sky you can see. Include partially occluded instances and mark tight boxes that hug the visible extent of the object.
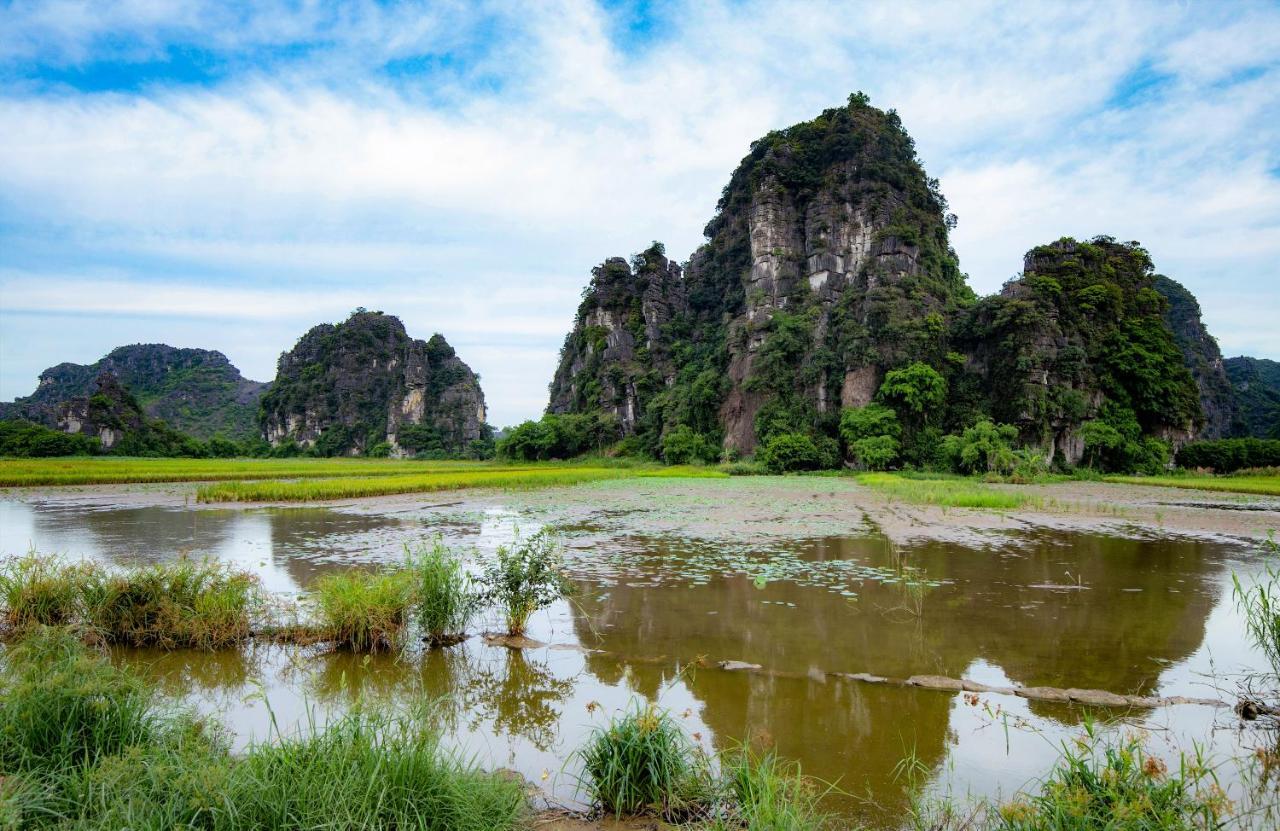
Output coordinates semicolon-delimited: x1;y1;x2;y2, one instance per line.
1;0;1278;427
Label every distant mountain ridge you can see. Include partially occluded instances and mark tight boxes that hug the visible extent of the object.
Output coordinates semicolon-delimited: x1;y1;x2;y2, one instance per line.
1;344;267;441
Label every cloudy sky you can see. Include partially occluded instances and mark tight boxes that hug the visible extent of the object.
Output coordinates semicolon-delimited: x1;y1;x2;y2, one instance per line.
1;0;1277;427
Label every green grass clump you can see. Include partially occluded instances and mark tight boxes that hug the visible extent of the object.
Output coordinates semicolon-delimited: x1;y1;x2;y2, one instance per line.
856;473;1034;509
0;628;525;830
580;702;696;817
312;568;416;652
83;559;262;649
0;626;168;774
0;554;89;631
712;746;832;830
1104;472;1280;496
994;732;1229;830
410;540;478;646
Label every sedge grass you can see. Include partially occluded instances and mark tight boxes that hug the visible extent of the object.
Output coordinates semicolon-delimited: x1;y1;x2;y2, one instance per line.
410;540;478;647
310;568;416;652
579;701;696;818
856;473;1034;509
1104;472;1280;497
713;745;833;830
1;628;525;830
0;554;90;631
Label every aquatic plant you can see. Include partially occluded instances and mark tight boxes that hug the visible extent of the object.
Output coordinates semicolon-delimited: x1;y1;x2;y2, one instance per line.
0;628;525;830
0;554;88;632
410;540;478;646
579;701;696;817
478;531;571;636
311;568;416;652
710;745;833;830
82;558;262;649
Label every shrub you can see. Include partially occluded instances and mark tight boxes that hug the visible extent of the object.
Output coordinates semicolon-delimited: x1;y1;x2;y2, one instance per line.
311;568;416;652
0;419;99;457
840;403;902;470
756;433;823;473
411;541;478;646
941;419;1019;475
580;702;694;817
661;425;718;465
877;362;946;418
1177;438;1280;473
478;531;570;636
82;559;261;649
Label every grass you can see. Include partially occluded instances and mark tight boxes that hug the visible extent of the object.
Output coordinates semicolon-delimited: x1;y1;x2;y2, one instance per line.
0;626;525;830
1105;472;1280;497
856;472;1035;509
311;567;416;652
196;463;726;503
579;701;697;817
711;746;833;830
411;540;479;647
0;554;261;648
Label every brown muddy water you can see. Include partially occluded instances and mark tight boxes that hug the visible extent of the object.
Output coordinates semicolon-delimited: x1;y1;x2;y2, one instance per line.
1;478;1277;826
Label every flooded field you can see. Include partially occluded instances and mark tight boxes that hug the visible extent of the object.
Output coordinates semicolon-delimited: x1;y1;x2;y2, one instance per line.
2;476;1278;826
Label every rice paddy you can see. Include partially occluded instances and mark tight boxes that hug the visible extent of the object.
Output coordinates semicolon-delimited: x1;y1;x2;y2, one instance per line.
195;464;725;503
855;472;1036;509
1104;472;1280;497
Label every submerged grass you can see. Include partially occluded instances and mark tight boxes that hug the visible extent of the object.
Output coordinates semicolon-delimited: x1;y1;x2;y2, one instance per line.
856;473;1035;509
0;627;525;830
0;554;261;648
1105;472;1280;497
311;568;416;652
196;464;726;503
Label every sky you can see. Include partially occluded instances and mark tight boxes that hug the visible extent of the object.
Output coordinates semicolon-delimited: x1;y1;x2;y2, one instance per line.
1;0;1278;428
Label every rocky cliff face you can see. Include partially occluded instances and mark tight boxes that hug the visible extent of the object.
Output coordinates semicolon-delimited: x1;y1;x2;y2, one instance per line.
958;238;1201;464
261;311;487;456
549;95;1212;465
1225;356;1280;438
55;372;146;450
1152;276;1235;439
1;344;266;440
550;93;971;455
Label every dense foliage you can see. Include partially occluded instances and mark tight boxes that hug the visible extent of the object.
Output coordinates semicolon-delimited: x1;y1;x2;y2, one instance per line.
1176;438;1280;473
496;412;620;461
0;420;99;457
1225;356;1280;438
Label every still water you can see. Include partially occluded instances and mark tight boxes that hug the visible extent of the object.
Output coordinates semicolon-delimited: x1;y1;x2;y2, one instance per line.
0;493;1270;825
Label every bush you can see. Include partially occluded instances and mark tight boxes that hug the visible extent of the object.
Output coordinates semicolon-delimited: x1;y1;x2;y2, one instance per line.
941;420;1019;475
311;568;416;652
661;425;718;465
839;404;901;470
478;532;570;636
580;702;694;817
411;541;478;647
497;413;620;461
757;433;823;473
877;362;946;418
1177;438;1280;473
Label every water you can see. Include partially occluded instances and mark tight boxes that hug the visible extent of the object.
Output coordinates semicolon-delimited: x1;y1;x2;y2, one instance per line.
0;486;1273;825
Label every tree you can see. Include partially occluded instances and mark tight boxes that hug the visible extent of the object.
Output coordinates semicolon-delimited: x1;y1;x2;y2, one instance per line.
942;419;1019;474
839;404;901;470
661;425;717;465
877;362;947;418
757;433;823;473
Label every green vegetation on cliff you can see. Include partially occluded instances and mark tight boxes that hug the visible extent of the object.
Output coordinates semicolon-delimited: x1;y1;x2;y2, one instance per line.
1225;356;1280;438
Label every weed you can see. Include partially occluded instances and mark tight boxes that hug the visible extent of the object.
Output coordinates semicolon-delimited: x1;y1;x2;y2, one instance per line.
579;701;696;817
410;539;478;646
478;531;571;636
311;568;416;652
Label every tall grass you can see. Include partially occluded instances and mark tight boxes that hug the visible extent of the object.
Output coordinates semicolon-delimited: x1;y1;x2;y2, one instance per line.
579;702;696;817
0;554;261;648
713;746;832;831
409;540;478;646
0;628;525;830
83;559;261;649
857;473;1034;509
311;568;416;652
0;554;88;630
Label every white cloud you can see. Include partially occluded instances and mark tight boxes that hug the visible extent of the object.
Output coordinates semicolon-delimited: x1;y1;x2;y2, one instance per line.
1;0;1278;427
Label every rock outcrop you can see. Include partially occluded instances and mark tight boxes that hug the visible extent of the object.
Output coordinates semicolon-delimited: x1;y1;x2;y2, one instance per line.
550;93;971;456
260;311;487;456
1153;276;1235;439
1225;356;1280;438
1;344;266;440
